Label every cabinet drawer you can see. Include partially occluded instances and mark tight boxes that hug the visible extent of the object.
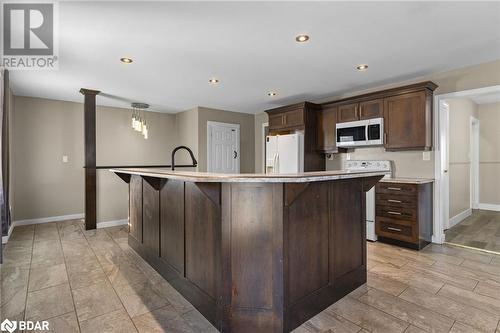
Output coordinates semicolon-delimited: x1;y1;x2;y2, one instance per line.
376;218;416;243
377;206;417;221
376;183;417;196
376;194;417;208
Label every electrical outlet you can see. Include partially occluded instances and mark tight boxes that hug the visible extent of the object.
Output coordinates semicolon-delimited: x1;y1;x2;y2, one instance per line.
422;151;430;161
62;155;69;163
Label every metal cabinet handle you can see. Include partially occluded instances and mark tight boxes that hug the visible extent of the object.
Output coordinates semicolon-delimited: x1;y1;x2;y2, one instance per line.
233;151;238;159
388;211;402;215
387;187;402;191
387;227;402;232
388;199;402;203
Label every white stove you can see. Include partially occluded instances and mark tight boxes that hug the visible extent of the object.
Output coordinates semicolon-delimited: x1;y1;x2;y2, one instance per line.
345;160;393;241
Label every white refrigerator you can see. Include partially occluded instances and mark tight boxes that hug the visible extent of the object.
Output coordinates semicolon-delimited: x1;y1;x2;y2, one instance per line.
265;133;304;174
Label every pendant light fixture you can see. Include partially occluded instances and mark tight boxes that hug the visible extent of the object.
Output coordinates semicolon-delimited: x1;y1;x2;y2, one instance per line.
131;103;150;139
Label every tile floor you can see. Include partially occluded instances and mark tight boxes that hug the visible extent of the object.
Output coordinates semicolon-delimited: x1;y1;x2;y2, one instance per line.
1;219;500;333
445;210;500;253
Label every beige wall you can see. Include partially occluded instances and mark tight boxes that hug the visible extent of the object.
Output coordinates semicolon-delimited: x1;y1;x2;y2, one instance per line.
174;108;199;168
254;112;268;173
446;98;478;218
12;96;178;222
11;99;255;222
478;102;500;206
174;107;255;173
255;59;500;178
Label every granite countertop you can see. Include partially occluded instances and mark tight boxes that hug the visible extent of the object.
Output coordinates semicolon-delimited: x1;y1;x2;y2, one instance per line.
110;168;387;183
380;177;434;184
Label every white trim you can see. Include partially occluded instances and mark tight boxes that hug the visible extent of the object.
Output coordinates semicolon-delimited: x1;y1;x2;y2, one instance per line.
2;224;14;244
207;121;240;173
262;122;269;173
470;117;480;209
14;213;84;226
97;219;128;228
433;85;500;245
478;203;500;212
2;214;128;244
449;208;472;228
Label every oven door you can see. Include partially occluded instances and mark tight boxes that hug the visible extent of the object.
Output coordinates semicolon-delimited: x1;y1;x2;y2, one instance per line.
336;120;368;147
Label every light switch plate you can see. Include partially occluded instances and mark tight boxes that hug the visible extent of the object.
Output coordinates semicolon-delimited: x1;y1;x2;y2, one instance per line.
62;155;69;163
346;153;351;161
422;151;430;161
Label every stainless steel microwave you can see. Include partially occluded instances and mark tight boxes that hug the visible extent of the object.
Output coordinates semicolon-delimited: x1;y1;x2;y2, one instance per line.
336;117;384;147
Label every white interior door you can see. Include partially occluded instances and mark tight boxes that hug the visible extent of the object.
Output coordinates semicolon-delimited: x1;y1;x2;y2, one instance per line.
207;121;240;173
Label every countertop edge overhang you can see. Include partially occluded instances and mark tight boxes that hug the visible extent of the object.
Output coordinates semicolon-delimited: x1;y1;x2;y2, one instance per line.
109;168;387;183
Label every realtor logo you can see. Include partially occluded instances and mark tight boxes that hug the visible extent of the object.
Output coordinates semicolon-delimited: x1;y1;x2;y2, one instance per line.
0;319;17;333
1;1;59;69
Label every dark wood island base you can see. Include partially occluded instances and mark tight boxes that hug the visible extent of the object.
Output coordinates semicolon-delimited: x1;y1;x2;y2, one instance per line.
112;169;383;332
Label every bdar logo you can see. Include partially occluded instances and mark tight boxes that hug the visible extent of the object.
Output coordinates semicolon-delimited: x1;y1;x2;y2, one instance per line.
0;319;17;333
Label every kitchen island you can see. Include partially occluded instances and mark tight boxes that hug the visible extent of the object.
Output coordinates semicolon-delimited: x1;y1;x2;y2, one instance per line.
111;168;384;332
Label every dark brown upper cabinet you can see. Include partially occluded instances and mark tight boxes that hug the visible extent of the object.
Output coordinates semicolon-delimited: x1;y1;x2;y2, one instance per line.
337;103;359;123
323;81;437;151
265;102;325;171
317;105;344;153
337;99;383;123
384;90;433;151
266;103;305;131
359;99;383;119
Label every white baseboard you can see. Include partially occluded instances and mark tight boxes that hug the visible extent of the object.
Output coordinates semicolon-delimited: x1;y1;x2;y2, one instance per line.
478;203;500;212
14;213;85;226
449;208;472;228
2;214;128;244
97;219;128;228
432;233;445;244
2;224;14;244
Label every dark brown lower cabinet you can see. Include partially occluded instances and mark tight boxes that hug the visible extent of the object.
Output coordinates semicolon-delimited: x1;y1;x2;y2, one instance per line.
375;181;433;250
121;174;381;332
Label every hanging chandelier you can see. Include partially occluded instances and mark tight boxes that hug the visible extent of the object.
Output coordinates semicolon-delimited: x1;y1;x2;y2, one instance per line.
131;102;149;139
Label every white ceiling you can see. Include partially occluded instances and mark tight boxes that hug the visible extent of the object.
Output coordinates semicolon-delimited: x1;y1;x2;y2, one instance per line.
9;1;500;114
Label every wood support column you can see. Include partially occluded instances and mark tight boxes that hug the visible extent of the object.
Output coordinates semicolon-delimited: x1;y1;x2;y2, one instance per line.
80;88;100;230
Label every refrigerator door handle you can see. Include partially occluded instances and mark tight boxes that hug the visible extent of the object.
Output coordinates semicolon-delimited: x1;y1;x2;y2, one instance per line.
275;153;280;173
271;153;277;174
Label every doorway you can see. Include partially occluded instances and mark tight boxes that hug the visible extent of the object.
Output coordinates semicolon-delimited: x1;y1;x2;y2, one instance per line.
435;85;500;253
207;121;240;173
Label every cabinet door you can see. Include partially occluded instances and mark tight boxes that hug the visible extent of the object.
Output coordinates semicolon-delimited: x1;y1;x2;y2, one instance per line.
359;99;383;120
317;107;337;152
282;108;304;129
337;103;359;123
384;91;429;150
268;113;284;130
129;175;143;243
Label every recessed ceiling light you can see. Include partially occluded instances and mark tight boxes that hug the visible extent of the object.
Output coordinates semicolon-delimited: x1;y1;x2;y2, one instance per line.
209;78;219;84
295;34;310;43
120;57;133;64
268;91;277;97
356;64;368;71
